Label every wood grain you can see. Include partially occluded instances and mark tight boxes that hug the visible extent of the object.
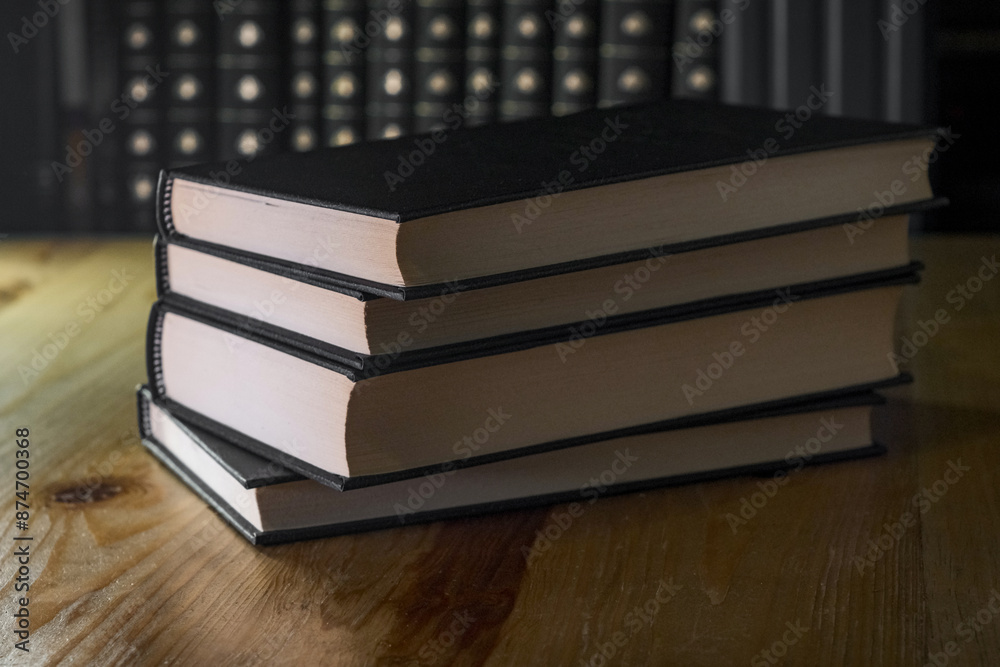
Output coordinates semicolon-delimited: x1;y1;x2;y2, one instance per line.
0;236;998;666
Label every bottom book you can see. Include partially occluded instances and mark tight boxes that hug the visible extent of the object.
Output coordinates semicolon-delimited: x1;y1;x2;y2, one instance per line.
137;386;886;545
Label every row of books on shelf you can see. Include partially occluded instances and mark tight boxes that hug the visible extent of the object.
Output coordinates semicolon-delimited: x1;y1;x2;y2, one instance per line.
138;101;945;543
111;0;718;230
28;0;929;233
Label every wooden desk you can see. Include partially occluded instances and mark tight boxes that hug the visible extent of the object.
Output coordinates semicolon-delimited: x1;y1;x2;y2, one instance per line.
1;236;998;666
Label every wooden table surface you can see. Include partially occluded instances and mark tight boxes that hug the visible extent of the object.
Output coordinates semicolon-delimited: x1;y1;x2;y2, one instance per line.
1;235;998;666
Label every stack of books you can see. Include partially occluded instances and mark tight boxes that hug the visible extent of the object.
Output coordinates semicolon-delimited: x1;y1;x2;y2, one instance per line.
138;100;944;544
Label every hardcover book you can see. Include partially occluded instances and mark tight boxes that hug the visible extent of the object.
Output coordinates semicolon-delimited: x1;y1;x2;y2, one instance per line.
138;385;890;544
154;213;924;359
146;270;916;489
156;100;941;298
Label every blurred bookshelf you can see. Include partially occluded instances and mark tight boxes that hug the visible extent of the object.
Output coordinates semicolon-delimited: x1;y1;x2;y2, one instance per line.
3;0;986;236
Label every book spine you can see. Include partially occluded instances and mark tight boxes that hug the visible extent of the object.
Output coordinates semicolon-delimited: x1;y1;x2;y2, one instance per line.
498;0;551;120
216;0;284;160
768;0;822;110
464;0;501;126
118;0;164;232
365;0;415;139
823;0;882;119
598;0;672;108
671;0;719;101
881;0;926;123
551;0;599;116
288;0;323;151
321;0;367;146
718;0;767;106
413;0;467;133
164;0;216;167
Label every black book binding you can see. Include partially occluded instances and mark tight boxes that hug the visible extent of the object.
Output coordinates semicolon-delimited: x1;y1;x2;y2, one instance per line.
157;100;947;299
288;0;323;152
146;265;920;491
551;0;598;116
320;0;366;146
216;0;282;160
137;384;892;544
364;0;414;139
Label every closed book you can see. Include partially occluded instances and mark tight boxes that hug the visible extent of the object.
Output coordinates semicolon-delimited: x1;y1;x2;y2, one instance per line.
364;0;414;139
215;0;283;160
147;270;916;489
551;0;599;116
164;0;216;167
598;0;672;107
138;385;890;544
154;212;928;359
413;0;466;133
288;0;323;152
671;0;719;101
497;0;551;120
321;0;366;146
156;100;943;298
464;0;501;126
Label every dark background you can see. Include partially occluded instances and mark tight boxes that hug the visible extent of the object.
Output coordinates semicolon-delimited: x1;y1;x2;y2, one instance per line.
0;0;996;235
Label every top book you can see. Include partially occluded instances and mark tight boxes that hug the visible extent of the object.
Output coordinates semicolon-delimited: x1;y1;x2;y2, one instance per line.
157;99;939;298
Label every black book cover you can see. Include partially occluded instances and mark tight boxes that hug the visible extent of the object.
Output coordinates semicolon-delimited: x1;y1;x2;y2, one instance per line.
671;0;719;101
464;0;501;126
118;0;164;232
160;99;941;228
146;265;919;490
156;219;928;372
287;0;323;152
497;0;552;120
413;0;467;133
137;384;893;544
364;0;414;139
718;0;767;107
597;0;672;107
768;0;822;111
320;0;366;146
215;0;283;160
823;0;883;120
551;0;598;116
164;0;216;167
